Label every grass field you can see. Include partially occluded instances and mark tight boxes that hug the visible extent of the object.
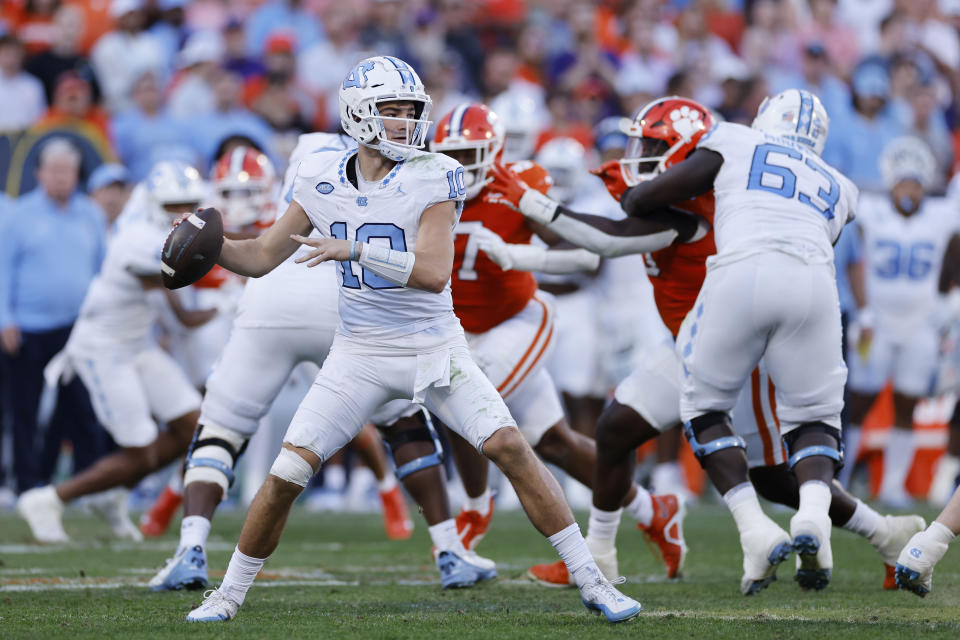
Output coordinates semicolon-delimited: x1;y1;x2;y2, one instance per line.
1;502;959;639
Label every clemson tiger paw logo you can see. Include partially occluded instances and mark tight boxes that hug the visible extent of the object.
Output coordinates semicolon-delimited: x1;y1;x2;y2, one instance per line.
670;106;702;139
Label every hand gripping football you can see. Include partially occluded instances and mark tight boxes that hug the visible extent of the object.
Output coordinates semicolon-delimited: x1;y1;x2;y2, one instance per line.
161;207;224;289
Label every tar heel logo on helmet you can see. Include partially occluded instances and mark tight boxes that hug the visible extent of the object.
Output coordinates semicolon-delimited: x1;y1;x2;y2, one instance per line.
316;181;334;195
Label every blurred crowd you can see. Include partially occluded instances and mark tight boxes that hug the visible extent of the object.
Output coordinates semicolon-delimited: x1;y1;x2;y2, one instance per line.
2;0;960;506
1;0;959;194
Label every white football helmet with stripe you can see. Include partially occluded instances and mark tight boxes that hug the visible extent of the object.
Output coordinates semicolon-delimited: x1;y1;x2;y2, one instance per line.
338;55;433;162
751;88;830;157
144;160;206;229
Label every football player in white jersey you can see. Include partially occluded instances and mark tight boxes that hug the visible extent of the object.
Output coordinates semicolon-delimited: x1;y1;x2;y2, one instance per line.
846;137;956;508
149;132;472;593
16;161;217;543
491;89;858;591
185;56;640;624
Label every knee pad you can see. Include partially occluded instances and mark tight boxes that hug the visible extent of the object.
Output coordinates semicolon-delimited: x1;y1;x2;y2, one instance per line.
380;409;444;480
782;422;843;470
183;422;249;494
683;411;745;465
269;447;315;487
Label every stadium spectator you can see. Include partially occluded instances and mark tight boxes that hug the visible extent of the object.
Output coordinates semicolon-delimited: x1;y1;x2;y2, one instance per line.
86;162;130;227
438;0;486;94
244;0;323;57
830;58;904;189
797;0;861;79
297;4;371;127
186;66;275;170
34;71;112;151
113;69;194;181
0;138;106;494
0;0;60;56
0;33;46;131
168;29;223;118
90;0;167;113
900;76;953;189
359;0;417;66
22;4;101;107
223;18;264;80
245;33;316;137
740;0;801;76
150;0;189;67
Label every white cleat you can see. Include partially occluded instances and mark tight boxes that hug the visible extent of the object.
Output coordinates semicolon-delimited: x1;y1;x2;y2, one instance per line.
16;486;70;543
791;511;832;591
895;528;950;597
186;588;240;622
585;538;619;582
578;568;641;623
739;516;792;595
870;515;928;565
85;488;143;542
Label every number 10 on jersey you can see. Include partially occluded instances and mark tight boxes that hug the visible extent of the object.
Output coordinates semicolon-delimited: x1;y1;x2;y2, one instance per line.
330;222;407;289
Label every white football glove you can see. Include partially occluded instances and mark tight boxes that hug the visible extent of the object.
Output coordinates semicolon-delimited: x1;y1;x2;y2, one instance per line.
472;227;515;271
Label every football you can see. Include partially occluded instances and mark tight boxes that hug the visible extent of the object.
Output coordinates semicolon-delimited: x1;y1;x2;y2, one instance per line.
160;207;224;290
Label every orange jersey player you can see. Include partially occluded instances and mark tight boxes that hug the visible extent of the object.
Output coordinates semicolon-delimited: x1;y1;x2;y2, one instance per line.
431;102;689;585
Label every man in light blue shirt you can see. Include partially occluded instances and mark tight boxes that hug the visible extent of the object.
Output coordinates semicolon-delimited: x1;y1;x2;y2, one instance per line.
0;138;108;493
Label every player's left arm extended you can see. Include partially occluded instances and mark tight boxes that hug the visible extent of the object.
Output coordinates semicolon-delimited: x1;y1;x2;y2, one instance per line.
488;162;711;258
292;200;456;293
473;226;600;274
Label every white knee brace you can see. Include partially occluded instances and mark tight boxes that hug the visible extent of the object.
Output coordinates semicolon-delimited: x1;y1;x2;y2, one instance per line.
184;422;248;495
269;448;315;487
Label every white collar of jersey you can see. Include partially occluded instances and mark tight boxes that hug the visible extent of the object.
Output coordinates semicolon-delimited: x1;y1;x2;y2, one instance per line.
337;151;405;192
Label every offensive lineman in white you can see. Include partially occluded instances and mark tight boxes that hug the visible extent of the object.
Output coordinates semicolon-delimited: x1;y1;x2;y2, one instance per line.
185;56;640;623
668;90;858;590
845;137;955;508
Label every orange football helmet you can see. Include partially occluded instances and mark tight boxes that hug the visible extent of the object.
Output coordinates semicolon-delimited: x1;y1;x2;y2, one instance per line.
211;146;277;228
619;96;715;186
431;103;505;200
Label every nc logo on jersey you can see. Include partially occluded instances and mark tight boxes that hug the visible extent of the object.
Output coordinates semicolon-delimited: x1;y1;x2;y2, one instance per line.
357;196;368;207
316;182;334;195
910;548;922;559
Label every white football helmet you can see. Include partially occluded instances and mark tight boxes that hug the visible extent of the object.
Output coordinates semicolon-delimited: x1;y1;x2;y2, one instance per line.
338;55;432;162
752;89;829;156
535;137;587;205
490;90;546;163
879;136;937;190
144;160;205;228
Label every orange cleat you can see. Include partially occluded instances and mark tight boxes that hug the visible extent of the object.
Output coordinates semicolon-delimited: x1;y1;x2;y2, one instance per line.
638;493;687;578
380;486;414;540
883;563;897;590
456;497;495;550
527;560;575;588
139;486;183;538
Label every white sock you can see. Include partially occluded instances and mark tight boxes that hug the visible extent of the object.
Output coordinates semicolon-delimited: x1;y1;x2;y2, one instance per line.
722;482;765;533
179;515;211;551
464;488;491;516
548;523;599;588
798;480;832;518
428;519;464;553
881;428;915;496
324;464;346;492
220;546;267;606
586;506;622;548
623;487;654;527
377;473;397;493
843;499;881;538
651;462;683;493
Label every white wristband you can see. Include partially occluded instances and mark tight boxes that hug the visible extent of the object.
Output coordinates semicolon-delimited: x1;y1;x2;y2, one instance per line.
518;189;559;225
855;308;874;329
358;242;416;287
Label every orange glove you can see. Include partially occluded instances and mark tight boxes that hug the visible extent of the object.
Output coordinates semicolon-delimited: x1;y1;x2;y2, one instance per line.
590;160;628;202
484;162;531;211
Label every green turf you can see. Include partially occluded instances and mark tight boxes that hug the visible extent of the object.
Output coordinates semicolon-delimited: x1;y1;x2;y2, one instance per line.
1;503;958;639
